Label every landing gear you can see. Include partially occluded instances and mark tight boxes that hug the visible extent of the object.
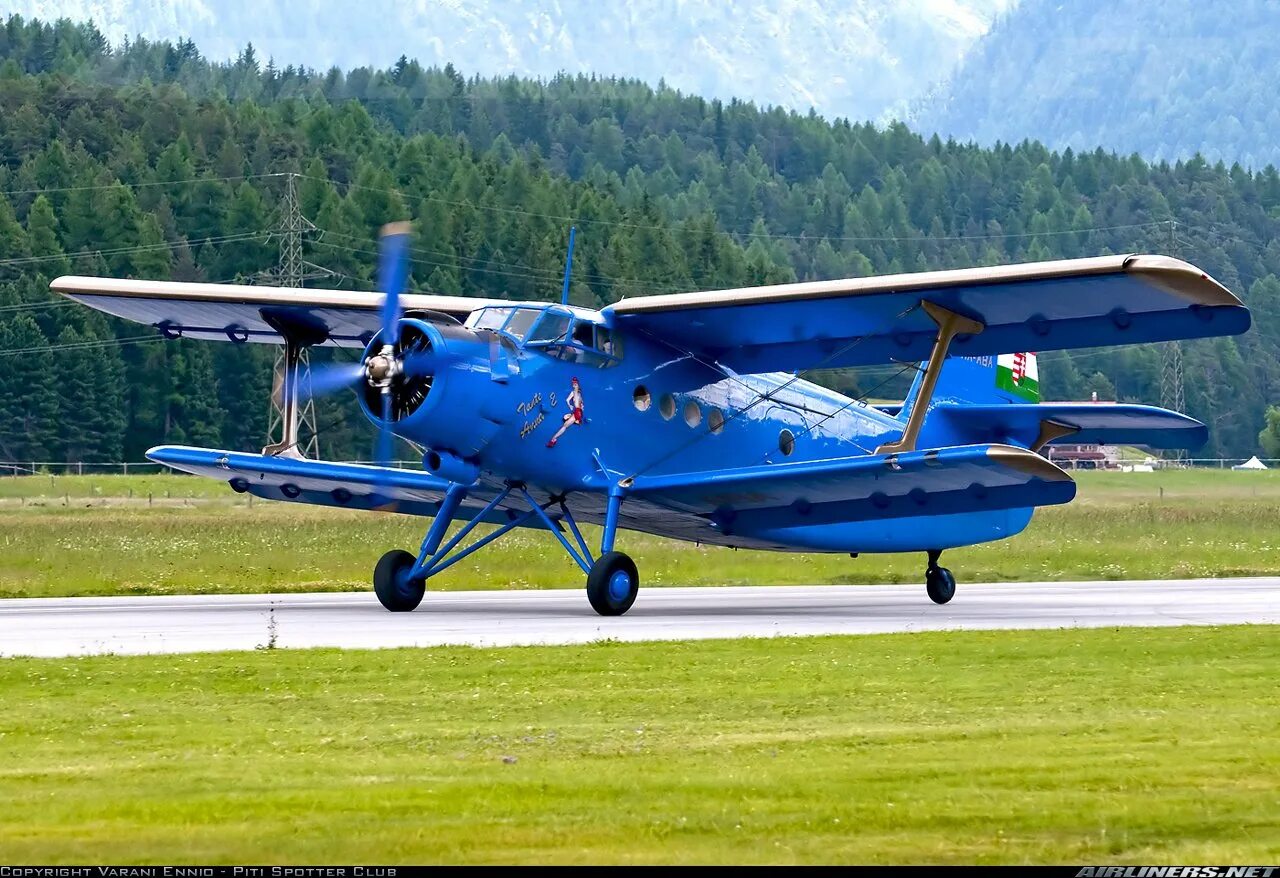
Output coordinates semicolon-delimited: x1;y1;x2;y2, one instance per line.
374;549;426;612
925;549;956;605
586;551;639;616
370;479;639;617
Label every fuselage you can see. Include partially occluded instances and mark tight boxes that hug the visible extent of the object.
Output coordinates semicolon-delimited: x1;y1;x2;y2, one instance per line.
359;302;1033;553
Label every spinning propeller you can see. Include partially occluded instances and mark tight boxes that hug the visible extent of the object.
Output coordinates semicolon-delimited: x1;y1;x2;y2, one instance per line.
304;222;448;498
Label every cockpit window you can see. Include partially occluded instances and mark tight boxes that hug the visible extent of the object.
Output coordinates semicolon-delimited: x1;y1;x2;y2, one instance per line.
597;326;619;357
527;310;572;344
544;318;623;367
471;307;511;331
503;308;541;340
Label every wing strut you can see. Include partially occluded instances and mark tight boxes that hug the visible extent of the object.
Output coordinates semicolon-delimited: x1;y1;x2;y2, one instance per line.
261;314;329;458
876;301;984;454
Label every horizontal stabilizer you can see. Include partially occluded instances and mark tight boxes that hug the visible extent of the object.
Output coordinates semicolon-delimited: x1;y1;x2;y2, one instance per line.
627;443;1075;533
605;255;1249;375
933;403;1208;450
51;277;501;347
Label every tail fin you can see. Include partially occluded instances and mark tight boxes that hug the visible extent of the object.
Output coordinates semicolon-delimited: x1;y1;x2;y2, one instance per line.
901;352;1040;416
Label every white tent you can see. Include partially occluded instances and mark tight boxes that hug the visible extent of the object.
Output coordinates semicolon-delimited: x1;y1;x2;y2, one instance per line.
1232;456;1269;470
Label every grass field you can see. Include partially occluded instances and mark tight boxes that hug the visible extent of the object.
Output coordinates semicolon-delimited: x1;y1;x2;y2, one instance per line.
0;625;1275;864
0;469;1278;598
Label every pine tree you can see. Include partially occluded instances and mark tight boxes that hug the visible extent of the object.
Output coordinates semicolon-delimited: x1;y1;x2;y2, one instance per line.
0;315;58;463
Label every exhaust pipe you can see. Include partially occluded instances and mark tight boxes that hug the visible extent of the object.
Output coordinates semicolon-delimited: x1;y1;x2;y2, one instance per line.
424;449;480;484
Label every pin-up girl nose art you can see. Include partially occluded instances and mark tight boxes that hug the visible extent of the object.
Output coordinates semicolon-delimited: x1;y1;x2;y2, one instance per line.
546;377;584;448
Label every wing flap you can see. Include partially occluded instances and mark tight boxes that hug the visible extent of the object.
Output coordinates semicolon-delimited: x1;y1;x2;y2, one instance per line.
934;403;1209;450
604;255;1249;373
627;443;1075;530
51;276;501;347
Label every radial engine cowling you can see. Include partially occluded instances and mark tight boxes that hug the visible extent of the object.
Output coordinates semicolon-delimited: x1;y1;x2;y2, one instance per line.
356;317;503;458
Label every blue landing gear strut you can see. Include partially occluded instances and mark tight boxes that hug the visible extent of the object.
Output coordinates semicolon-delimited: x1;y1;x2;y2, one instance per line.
372;482;639;616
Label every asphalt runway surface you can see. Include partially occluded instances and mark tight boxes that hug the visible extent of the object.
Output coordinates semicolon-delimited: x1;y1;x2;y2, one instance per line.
1;578;1277;657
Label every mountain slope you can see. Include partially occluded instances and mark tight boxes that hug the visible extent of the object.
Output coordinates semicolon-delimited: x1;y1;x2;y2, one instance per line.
914;0;1280;168
5;0;1015;122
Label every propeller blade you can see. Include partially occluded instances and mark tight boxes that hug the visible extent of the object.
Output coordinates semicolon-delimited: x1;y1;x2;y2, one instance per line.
376;391;395;467
369;390;397;510
378;221;412;349
304;362;365;398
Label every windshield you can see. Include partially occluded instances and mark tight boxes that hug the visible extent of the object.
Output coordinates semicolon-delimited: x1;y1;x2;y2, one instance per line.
471;307;511;331
503;308;541;340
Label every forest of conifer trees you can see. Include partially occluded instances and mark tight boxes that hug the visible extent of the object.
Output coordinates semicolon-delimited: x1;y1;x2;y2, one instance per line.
1;14;1278;464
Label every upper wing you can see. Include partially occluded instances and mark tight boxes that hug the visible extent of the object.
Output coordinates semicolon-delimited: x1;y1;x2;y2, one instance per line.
603;255;1249;373
50;276;503;347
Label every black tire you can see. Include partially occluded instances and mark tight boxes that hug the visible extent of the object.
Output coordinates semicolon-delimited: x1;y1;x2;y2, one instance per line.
926;566;956;605
586;551;639;616
373;549;425;612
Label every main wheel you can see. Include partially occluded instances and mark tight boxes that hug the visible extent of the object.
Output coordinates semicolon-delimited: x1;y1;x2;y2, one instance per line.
586;551;639;616
926;566;956;605
373;549;426;612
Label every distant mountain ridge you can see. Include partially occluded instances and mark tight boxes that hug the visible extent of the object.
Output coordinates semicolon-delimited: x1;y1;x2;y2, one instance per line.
912;0;1280;169
5;0;1016;122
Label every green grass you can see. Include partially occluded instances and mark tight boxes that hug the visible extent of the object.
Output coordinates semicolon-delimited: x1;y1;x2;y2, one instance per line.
0;626;1275;864
1;469;1278;597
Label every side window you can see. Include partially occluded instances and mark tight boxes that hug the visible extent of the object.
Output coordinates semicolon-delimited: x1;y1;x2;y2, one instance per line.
597;326;621;358
528;312;571;343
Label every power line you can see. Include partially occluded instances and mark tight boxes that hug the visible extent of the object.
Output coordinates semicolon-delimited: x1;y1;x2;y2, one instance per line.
0;231;272;268
0;333;162;357
0;172;285;199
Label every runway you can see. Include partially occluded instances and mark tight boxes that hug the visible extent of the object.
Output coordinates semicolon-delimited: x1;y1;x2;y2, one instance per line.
1;577;1277;657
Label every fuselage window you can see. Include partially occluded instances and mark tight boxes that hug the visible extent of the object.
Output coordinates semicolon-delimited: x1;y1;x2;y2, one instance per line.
633;385;651;411
684;400;702;428
659;393;676;420
779;429;796;456
708;408;725;434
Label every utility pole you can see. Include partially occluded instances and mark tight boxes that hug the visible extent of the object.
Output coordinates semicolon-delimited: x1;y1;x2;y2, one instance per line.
1160;219;1187;463
260;173;335;459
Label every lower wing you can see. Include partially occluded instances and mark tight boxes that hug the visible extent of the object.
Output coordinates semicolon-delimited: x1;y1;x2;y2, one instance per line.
626;443;1075;533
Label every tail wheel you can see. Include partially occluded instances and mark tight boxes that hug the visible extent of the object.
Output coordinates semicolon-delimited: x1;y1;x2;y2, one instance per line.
586;551;639;616
926;566;956;605
373;549;425;612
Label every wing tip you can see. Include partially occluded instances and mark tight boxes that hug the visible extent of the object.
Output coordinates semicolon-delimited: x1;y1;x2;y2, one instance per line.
985;444;1074;483
1124;254;1243;307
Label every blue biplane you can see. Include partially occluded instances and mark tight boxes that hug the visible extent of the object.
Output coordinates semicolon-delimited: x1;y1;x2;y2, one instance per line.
53;227;1250;615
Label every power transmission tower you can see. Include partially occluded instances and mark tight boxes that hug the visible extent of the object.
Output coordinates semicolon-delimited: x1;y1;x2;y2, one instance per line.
261;173;336;459
1160;220;1187;462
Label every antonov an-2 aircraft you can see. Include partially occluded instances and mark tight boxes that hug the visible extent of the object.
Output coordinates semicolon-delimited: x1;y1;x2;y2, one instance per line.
52;226;1250;615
